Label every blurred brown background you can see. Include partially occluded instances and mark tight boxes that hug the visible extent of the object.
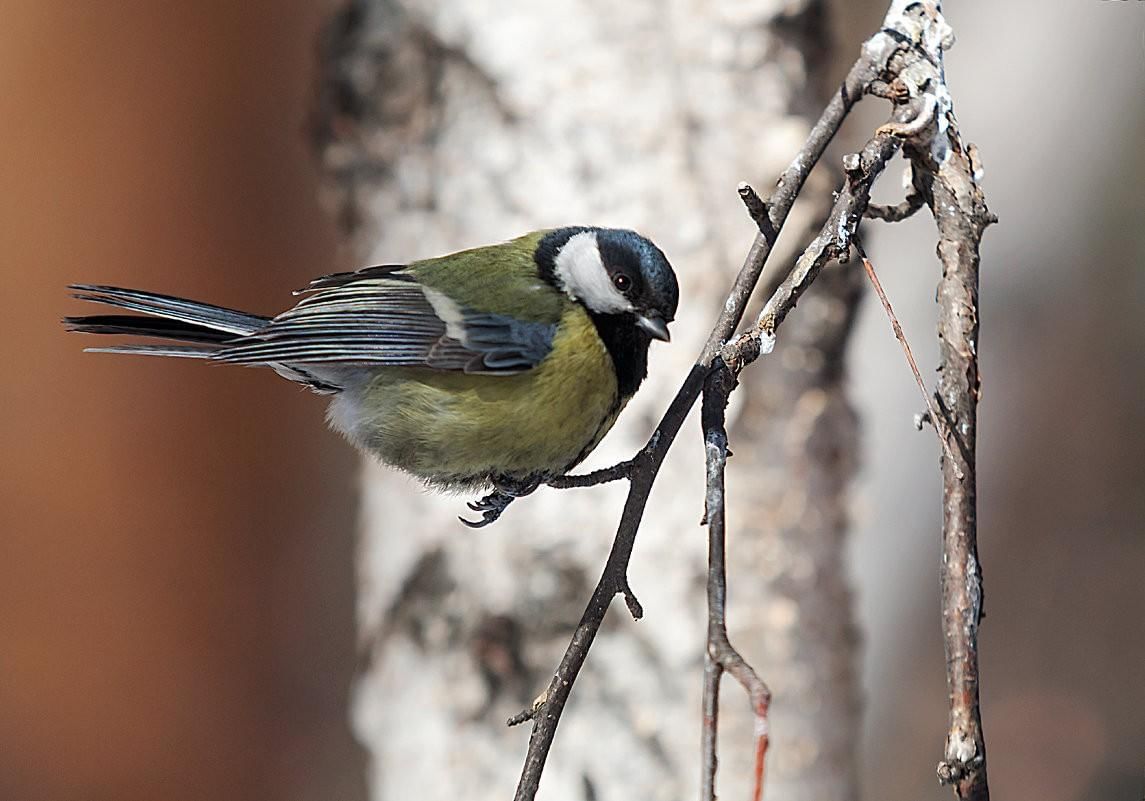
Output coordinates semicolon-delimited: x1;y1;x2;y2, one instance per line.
1;2;1143;801
0;3;365;800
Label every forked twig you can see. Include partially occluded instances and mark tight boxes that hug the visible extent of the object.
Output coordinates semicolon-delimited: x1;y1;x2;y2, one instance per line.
700;362;771;801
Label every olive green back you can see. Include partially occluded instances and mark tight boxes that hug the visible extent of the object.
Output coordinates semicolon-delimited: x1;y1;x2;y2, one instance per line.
407;231;566;322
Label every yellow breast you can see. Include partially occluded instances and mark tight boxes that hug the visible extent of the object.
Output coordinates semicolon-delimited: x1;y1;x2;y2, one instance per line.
334;305;619;488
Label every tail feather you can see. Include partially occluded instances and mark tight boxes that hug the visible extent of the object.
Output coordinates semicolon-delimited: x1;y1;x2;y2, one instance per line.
67;284;268;336
63;314;237;343
66;284;343;392
82;344;221;358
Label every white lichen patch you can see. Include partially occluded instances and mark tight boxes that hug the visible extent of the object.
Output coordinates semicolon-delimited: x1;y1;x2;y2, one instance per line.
757;329;777;355
946;729;977;763
880;0;957;165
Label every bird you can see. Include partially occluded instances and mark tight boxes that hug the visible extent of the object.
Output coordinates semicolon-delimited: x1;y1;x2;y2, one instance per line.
66;227;679;526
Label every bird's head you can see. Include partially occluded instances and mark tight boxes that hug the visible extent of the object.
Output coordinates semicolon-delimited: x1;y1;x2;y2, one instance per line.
536;227;679;342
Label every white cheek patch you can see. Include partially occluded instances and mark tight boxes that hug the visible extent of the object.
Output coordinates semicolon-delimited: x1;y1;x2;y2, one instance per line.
553;231;634;314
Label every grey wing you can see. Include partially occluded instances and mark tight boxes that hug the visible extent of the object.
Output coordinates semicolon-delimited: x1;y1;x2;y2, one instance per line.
213;276;556;375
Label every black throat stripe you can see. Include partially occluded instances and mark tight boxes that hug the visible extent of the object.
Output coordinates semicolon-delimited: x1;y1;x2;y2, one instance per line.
587;312;649;400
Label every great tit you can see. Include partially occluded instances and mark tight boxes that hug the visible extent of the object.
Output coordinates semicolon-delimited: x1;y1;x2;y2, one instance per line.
66;227;679;525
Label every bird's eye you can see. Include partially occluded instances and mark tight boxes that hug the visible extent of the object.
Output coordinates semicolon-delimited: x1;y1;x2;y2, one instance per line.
612;273;632;293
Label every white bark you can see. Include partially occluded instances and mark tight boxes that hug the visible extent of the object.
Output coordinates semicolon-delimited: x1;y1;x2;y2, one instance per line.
314;2;858;798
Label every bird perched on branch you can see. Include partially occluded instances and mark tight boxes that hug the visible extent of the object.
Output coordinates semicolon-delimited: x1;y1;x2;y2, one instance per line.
66;227;678;526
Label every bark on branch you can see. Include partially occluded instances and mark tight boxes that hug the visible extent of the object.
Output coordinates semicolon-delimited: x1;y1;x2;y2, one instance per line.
912;80;995;801
860;3;996;797
700;361;771;801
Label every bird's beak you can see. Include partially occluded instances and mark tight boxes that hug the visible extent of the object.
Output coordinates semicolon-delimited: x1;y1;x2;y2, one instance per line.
636;312;671;342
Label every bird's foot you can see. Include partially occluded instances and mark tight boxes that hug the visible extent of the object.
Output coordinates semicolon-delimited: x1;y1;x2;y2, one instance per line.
459;475;542;528
460;491;515;529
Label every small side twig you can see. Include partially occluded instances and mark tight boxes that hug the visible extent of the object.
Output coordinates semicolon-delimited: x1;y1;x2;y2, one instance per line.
546;460;634;488
865;191;924;222
866;158;925;223
700;362;771;801
854;240;964;479
738;182;778;245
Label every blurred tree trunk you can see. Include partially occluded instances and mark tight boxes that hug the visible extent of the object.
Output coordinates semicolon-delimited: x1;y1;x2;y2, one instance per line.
313;1;859;798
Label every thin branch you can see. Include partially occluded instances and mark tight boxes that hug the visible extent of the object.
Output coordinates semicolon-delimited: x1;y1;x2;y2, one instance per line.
928;143;992;800
512;100;851;800
864;2;996;798
511;5;947;798
915;109;995;801
854;241;963;478
700;362;770;801
692;124;907;801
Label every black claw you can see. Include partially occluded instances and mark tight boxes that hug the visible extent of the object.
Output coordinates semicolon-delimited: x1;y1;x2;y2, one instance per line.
459;489;517;528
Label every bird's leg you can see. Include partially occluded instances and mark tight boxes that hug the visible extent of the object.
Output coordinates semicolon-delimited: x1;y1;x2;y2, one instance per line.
460;475;542;528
